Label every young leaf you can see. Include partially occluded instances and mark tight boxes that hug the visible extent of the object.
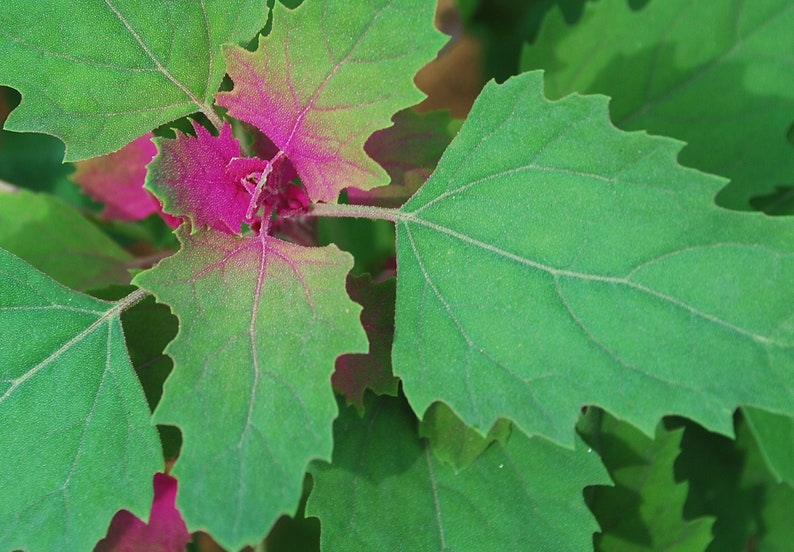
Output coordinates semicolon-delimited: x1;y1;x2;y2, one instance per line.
0;1;267;160
333;275;399;409
0;188;132;290
146;122;248;234
393;70;794;447
133;227;367;550
0;249;161;551
72;133;178;226
308;394;608;551
521;0;794;208
579;411;715;551
95;473;190;552
743;407;794;487
216;0;446;202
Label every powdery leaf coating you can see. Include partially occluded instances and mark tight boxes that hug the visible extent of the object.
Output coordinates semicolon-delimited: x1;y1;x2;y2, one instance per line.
0;250;161;551
521;0;794;208
308;395;608;551
0;1;267;160
95;473;190;552
216;0;446;202
146;122;249;234
72;133;179;227
394;71;794;447
332;275;399;409
133;228;367;550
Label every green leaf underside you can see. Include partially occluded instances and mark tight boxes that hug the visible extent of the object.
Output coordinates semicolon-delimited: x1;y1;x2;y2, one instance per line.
743;407;794;486
393;71;794;447
216;0;447;202
0;188;131;290
0;249;161;551
581;411;714;551
521;0;794;208
0;0;267;160
307;394;607;551
133;228;367;550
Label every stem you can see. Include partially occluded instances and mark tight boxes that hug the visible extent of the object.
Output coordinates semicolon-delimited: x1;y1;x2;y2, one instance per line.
202;105;224;131
117;288;150;313
308;202;400;222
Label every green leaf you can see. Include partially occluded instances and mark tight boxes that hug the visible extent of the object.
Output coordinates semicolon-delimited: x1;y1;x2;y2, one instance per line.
0;249;161;551
133;227;367;550
580;410;714;551
393;71;794;446
91;285;181;459
0;0;267;160
0;188;131;290
216;0;447;202
307;394;607;551
674;415;793;551
521;0;794;208
743;407;794;486
418;401;512;471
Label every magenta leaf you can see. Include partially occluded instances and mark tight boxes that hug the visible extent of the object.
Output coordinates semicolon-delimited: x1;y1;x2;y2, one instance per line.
333;275;398;409
147;122;309;234
216;0;445;203
95;473;190;552
146;122;248;234
72;134;178;227
349;109;461;207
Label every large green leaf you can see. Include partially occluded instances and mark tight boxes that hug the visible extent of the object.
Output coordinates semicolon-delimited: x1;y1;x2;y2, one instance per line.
521;0;794;208
0;249;161;551
0;188;131;290
393;71;794;447
133;227;367;550
580;410;714;551
307;394;607;551
0;0;267;160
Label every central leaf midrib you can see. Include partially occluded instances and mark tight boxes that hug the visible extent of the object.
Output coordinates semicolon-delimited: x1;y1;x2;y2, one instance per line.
399;215;781;347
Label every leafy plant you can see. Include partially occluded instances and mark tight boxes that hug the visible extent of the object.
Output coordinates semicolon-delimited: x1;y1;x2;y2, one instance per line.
1;0;792;550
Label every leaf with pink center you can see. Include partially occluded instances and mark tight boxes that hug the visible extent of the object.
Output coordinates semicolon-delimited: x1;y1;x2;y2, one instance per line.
146;122;250;234
216;0;446;203
95;473;190;552
71;133;179;227
132;228;368;549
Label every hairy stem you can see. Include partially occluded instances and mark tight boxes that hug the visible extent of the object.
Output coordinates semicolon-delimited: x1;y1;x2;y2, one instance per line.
308;202;399;222
117;287;150;313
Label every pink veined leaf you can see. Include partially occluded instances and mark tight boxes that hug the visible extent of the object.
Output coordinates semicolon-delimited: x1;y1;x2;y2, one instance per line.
71;134;179;228
94;473;190;552
215;0;445;203
146;122;306;235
